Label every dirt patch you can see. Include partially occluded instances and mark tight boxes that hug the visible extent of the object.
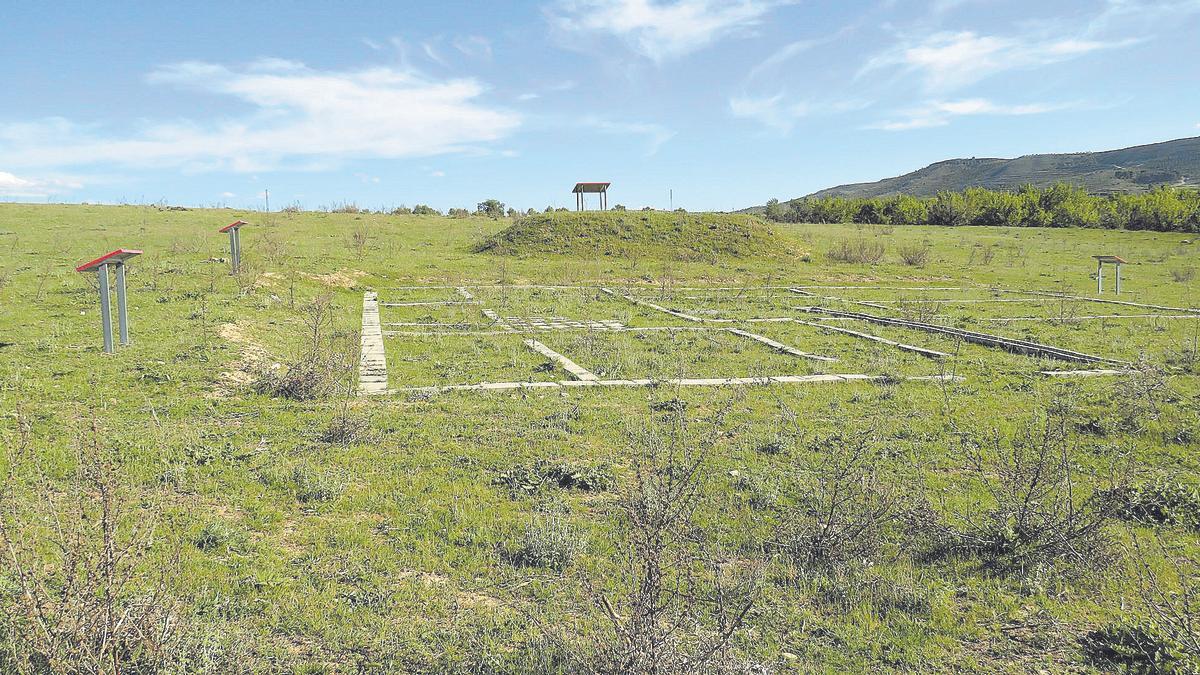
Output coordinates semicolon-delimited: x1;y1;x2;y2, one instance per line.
209;322;273;399
302;269;366;289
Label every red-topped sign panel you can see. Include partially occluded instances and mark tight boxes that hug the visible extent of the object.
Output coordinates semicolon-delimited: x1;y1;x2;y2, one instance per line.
75;249;143;273
219;220;248;233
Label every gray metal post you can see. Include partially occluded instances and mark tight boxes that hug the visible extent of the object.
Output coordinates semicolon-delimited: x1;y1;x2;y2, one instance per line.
115;262;129;345
1097;260;1103;293
97;264;114;353
229;229;241;273
1115;264;1121;294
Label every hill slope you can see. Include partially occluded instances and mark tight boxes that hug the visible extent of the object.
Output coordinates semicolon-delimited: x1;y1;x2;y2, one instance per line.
474;210;795;259
797;136;1200;201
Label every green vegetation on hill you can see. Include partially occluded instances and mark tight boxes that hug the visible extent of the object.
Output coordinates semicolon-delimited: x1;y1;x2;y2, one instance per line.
796;136;1200;199
474;210;795;260
761;184;1200;232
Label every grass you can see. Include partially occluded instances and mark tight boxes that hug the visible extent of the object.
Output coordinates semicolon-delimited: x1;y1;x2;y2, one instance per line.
473;210;793;260
0;202;1198;672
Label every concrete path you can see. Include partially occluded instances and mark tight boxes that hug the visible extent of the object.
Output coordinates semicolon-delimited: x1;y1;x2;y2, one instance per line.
358;291;389;395
727;328;838;362
389;373;963;395
523;339;599;381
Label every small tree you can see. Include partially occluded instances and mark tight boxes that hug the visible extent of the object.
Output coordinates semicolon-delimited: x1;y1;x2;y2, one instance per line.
412;204;440;216
764;198;786;222
477;199;506;218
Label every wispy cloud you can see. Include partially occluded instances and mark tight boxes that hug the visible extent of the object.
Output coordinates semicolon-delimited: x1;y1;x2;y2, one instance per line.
579;116;676;155
868;98;1073;131
548;0;793;62
730;95;869;133
0;59;520;173
861;30;1138;90
0;170;82;198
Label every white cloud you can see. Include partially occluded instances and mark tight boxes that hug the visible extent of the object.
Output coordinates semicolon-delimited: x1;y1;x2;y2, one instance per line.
861;30;1137;90
0;60;520;173
0;170;82;198
221;191;235;197
549;0;793;62
869;98;1072;131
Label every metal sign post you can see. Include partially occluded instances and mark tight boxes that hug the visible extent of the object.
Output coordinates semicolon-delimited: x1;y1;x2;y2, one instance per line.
76;249;142;353
220;220;248;273
1093;255;1127;295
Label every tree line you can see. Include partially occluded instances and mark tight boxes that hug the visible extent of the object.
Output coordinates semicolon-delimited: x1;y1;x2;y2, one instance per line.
763;184;1200;232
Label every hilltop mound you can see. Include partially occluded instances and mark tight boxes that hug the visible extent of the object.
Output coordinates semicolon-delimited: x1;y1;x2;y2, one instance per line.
474;211;793;259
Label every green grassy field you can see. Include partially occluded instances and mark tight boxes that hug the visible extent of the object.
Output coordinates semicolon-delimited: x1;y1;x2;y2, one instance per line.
1;203;1198;673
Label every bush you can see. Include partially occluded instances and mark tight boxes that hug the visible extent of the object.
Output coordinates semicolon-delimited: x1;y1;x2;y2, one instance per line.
915;414;1118;577
1082;621;1193;673
509;517;584;571
773;434;899;573
897;243;931;266
412;204;440;215
826;238;885;264
1103;479;1200;530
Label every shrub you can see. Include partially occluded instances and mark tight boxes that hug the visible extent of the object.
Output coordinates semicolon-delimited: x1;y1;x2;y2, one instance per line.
1103;479;1200;530
319;409;372;445
826;238;886;264
509;516;584;571
1170;268;1196;283
897;243;931;266
916;414;1119;577
773;434;899;573
412;204;440;215
0;423;183;673
1082;622;1193;673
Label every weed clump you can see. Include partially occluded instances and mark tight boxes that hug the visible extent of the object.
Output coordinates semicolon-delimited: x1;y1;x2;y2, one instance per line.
1082;621;1193;673
1103;479;1200;530
508;517;584;571
495;461;614;495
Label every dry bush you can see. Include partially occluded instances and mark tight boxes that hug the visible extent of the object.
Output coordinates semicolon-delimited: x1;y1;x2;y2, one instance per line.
0;420;181;673
772;433;900;574
1169;268;1195;283
587;407;763;674
1084;536;1200;672
348;225;369;259
897;243;932;267
826;238;885;264
914;413;1120;578
253;295;359;400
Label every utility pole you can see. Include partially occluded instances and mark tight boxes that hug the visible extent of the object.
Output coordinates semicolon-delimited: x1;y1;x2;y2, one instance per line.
669;189;673;210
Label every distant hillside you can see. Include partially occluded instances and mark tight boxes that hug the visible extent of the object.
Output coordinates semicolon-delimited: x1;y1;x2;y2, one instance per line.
774;136;1200;204
474;211;795;260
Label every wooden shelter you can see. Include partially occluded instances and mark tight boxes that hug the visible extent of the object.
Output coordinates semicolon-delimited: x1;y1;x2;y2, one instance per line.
572;182;610;211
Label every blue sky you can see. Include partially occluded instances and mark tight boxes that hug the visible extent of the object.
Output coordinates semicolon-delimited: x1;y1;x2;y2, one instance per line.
2;0;1198;211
